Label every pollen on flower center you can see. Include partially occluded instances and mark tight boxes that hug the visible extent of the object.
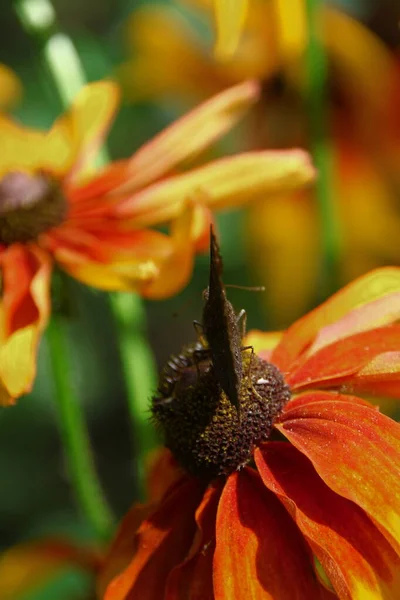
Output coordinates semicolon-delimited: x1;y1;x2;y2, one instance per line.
152;344;291;480
0;171;68;245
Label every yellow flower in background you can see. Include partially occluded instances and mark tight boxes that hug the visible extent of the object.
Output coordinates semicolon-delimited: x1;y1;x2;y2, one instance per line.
212;0;248;59
0;63;21;110
0;79;315;405
122;0;400;326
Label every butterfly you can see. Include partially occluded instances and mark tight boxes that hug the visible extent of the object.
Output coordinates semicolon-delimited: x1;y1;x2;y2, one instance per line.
200;226;247;411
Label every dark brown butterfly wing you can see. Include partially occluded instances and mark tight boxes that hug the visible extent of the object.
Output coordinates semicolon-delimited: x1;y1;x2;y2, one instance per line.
202;227;242;410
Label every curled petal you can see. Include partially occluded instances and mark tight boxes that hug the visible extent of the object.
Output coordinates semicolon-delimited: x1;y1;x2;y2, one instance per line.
166;481;223;598
271;268;400;373
104;478;205;600
213;0;248;60
0;245;51;405
214;468;331;599
98;450;182;596
98;504;155;599
117;150;316;228
114;81;260;194
276;392;400;553
287;326;400;391
256;443;400;599
0;539;100;600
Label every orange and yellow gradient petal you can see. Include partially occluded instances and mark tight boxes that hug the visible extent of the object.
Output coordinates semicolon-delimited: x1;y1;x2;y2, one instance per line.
0;245;51;405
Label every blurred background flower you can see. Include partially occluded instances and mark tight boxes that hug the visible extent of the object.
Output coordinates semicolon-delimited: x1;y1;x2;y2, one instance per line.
122;0;400;326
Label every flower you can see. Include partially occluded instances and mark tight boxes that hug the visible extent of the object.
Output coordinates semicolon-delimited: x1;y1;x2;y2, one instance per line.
122;0;400;326
0;79;315;405
0;538;101;600
98;267;400;599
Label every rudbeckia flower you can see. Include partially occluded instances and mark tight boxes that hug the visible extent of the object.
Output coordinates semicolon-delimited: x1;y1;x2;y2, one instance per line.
0;79;315;405
122;0;400;326
98;267;400;599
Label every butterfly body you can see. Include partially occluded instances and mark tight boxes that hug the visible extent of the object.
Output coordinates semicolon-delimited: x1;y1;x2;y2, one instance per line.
202;227;243;410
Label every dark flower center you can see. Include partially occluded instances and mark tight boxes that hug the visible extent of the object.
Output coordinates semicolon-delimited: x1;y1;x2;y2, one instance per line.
0;171;68;245
152;343;291;480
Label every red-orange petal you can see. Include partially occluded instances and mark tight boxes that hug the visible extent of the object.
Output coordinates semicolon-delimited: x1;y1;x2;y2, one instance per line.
213;467;332;599
97;504;155;599
1;245;40;336
256;442;400;599
276;392;400;553
104;478;205;600
307;292;400;357
165;481;223;599
0;244;51;405
286;326;400;391
145;448;184;504
271;268;400;374
342;351;400;398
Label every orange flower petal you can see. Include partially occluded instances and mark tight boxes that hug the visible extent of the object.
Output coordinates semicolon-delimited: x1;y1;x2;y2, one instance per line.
97;504;155;599
48;81;120;181
98;450;183;599
276;392;400;552
287;326;400;391
271;268;400;373
52;224;193;298
165;481;223;598
213;0;248;60
145;448;184;504
104;478;205;600
256;442;400;599
115;81;259;194
343;351;400;398
308;292;400;357
0;539;100;600
117;150;316;228
214;467;331;599
0;245;51;405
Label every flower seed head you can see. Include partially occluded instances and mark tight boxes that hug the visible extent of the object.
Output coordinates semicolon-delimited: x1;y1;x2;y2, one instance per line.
0;171;67;244
152;344;291;481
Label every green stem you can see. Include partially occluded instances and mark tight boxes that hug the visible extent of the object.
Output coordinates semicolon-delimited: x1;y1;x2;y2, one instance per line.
109;294;158;497
305;0;341;293
16;0;158;499
47;317;114;539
